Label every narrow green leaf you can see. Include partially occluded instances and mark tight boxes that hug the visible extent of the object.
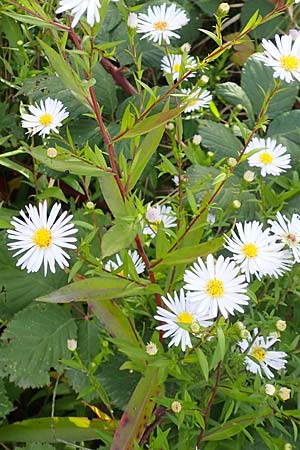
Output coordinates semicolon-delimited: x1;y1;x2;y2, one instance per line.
2;11;62;29
0;157;33;181
196;348;209;382
98;171;127;217
101;222;137;258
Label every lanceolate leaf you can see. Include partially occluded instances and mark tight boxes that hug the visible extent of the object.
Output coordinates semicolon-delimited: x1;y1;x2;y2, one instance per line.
111;366;161;450
0;417;114;443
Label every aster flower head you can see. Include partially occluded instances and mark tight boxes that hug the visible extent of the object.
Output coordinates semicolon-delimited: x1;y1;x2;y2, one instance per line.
21;98;69;138
56;0;101;28
143;204;176;238
239;328;288;379
105;250;145;276
137;3;189;45
225;221;292;281
161;54;197;81
245;137;291;177
184;254;249;319
257;33;300;83
154;289;212;352
181;87;212;113
268;212;300;262
7;201;77;276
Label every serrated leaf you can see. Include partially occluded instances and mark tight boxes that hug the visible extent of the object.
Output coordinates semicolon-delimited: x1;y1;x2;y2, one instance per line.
0;417;114;442
216;82;254;124
16;444;56;450
267;110;300;159
197;120;243;158
0;380;14;419
0;303;77;388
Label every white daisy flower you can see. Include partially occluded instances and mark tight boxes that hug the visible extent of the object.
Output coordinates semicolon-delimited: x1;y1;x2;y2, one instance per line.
56;0;101;28
21;97;69;137
225;221;292;281
268;212;300;262
105;250;145;275
239;328;288;379
245;137;291;177
154;289;212;352
137;3;189;45
184;254;249;319
7;201;77;276
143;204;177;238
181;87;212;113
161;54;197;81
257;34;300;83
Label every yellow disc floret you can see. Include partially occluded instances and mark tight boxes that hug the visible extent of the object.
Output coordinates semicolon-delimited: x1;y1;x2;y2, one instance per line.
259;152;273;165
177;311;193;324
242;243;258;258
39;113;53;127
206;279;224;297
251;346;266;361
154;20;168;31
33;228;52;248
280;54;300;72
173;63;181;72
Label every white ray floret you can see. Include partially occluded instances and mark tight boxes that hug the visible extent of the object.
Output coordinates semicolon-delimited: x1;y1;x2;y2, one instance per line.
268;212;300;263
239;328;288;379
256;33;300;83
137;3;189;45
154;289;212;352
161;54;197;81
245;137;291;177
7;201;77;276
181;87;212;113
56;0;101;28
184;254;249;319
143;204;177;238
225;221;292;281
21;97;69;137
105;250;145;275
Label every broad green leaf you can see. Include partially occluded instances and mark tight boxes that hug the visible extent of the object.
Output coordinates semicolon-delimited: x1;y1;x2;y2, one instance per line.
93;63;118;116
0;232;67;319
216;82;254;124
241;55;299;120
101;222;137;257
111;366;161;450
196;348;209;382
36;186;67;203
128;123;165;190
16;444;56;450
0;303;77;388
152;237;223;270
36;275;149;304
98;171;127;217
193;0;220;15
267;110;300;159
197;120;243;158
0;417;114;442
0;380;14;419
241;0;288;39
0;207;15;229
113;105;186;140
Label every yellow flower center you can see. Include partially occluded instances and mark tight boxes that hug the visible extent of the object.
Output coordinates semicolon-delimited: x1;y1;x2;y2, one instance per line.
154;20;168;31
251;346;266;362
206;279;224;297
242;243;258;258
188;98;198;106
280;54;300;71
39;113;53;127
177;311;193;324
173;63;181;72
33;228;52;248
259;152;273;165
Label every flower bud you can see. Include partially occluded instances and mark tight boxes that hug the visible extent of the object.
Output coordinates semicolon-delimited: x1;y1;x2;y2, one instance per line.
181;42;191;53
264;383;276;396
171;401;182;413
218;2;230;15
192;134;202;145
276;320;286;332
243;170;255;182
166;122;175;130
86;201;95;210
232;200;241;209
146;341;158;356
240;329;250;339
207;151;214;158
17;40;23;46
284;444;293;450
67;339;77;352
47;147;57;158
227;157;237;167
200;74;209;84
146;206;160;223
127;12;138;29
190;322;200;333
279;387;291;401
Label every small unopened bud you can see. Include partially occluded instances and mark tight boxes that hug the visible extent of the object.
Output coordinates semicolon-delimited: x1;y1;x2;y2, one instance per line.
200;74;209;84
243;170;255;182
289;29;300;40
192;134;202;145
276;320;286;332
240;329;250;339
279;387;291;401
284;444;293;450
264;383;276;396
232;200;241;209
171;401;182;413
86;201;95;210
218;2;230;15
227;157;237;167
146;206;160;223
236;321;245;330
47;147;57;158
190;322;200;334
67;339;77;352
17;40;24;46
207;151;214;158
146;341;158;356
127;12;138;29
166;122;175;130
181;42;191;53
